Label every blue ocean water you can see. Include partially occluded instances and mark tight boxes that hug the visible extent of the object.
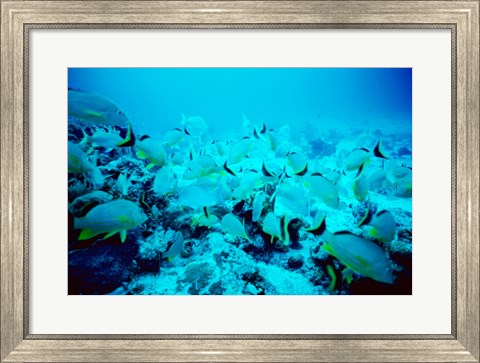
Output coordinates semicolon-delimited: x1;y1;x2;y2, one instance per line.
68;68;412;141
68;68;412;295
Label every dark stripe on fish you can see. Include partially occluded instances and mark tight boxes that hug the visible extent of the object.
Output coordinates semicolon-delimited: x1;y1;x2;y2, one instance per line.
165;240;174;252
355;162;366;178
118;124;136;147
223;161;236;176
376;210;389;217
260;123;267;134
295;163;308;176
357;208;372;227
262;162;274;177
311;172;323;177
307;217;326;236
373;140;387;159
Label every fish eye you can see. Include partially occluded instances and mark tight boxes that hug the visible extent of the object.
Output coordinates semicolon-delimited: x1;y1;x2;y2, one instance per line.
117;110;123;115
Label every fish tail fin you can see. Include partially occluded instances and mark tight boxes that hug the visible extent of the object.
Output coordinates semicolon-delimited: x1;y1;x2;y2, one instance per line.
373;140;388;159
117;123;136;147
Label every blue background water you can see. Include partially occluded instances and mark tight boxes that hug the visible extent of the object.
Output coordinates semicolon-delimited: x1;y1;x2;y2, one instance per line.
68;68;412;139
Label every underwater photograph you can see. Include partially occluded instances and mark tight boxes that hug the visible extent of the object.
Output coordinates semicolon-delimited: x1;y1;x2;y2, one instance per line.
68;68;412;295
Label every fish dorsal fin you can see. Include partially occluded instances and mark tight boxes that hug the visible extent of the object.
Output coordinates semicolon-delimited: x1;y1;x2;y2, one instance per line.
373;140;388;159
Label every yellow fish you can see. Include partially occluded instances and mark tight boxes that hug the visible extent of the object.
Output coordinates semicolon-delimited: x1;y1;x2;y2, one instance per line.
322;231;393;284
68;141;94;173
358;208;396;242
352;162;369;202
74;199;147;243
221;213;251;242
68;89;129;127
135;136;167;169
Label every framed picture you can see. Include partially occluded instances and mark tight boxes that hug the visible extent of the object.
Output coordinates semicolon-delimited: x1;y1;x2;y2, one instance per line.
1;1;478;362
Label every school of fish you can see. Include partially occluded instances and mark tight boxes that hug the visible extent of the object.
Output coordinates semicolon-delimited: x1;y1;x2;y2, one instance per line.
68;89;412;294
